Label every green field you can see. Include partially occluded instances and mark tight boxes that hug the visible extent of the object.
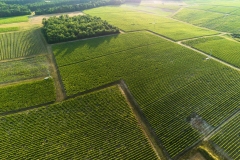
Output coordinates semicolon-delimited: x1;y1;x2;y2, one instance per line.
84;7;218;40
173;8;240;34
0;29;48;60
53;31;165;66
0;79;55;113
54;31;240;157
207;6;239;14
0;86;158;159
183;36;240;68
0;16;28;24
210;113;239;160
0;55;49;84
0;27;19;33
173;8;223;26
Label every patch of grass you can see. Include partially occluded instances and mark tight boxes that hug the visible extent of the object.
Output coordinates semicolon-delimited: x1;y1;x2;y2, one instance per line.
0;16;28;24
0;86;158;159
0;27;19;33
0;78;55;113
0;55;48;84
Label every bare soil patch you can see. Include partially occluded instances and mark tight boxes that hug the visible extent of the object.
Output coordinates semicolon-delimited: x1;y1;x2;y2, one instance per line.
189;152;206;160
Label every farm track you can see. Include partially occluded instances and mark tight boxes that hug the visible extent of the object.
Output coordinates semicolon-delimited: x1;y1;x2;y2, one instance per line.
143;30;240;72
37;29;67;102
204;110;240;141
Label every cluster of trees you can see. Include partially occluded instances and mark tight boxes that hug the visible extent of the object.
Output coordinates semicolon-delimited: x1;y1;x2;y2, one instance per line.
0;2;31;17
42;14;120;43
0;0;125;17
35;0;124;15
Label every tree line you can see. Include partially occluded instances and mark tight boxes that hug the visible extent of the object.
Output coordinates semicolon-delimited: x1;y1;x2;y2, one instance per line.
0;0;125;17
42;14;120;43
0;2;31;17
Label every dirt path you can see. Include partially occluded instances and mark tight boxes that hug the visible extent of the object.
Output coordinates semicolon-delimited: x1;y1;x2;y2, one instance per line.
204;110;239;141
37;29;67;102
119;80;170;160
145;30;240;72
46;45;67;102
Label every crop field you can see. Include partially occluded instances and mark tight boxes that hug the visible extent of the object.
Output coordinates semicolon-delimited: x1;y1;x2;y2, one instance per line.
173;8;223;26
84;7;218;41
0;86;158;159
210;113;239;160
0;79;55;113
0;27;19;33
0;16;28;24
0;55;49;84
183;36;240;68
0;29;48;60
53;31;165;66
54;32;240;157
173;8;240;34
207;6;239;14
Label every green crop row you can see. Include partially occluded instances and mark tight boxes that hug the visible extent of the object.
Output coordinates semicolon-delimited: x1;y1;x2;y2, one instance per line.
55;33;240;157
53;31;165;66
173;8;240;34
0;27;19;33
0;15;28;25
210;113;239;160
0;29;48;60
0;78;55;113
84;7;218;40
183;36;240;68
0;86;157;159
0;55;49;84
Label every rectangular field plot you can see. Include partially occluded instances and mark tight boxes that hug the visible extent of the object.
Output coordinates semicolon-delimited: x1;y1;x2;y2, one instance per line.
53;31;165;66
0;55;48;84
173;8;224;26
173;8;240;34
0;86;158;159
0;79;55;113
0;29;48;60
84;7;218;41
207;6;239;14
183;36;240;68
0;15;28;24
210;113;240;160
56;34;240;158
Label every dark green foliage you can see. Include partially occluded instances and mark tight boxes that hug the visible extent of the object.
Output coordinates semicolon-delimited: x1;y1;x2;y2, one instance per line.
0;2;31;17
42;14;120;43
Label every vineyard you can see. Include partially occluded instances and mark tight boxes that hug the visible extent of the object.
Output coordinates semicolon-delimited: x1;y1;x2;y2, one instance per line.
183;36;240;68
0;15;28;24
0;1;239;159
54;31;240;158
0;86;158;159
210;113;239;160
84;7;218;41
0;79;55;113
173;8;240;34
53;31;165;66
0;55;49;84
0;29;48;60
